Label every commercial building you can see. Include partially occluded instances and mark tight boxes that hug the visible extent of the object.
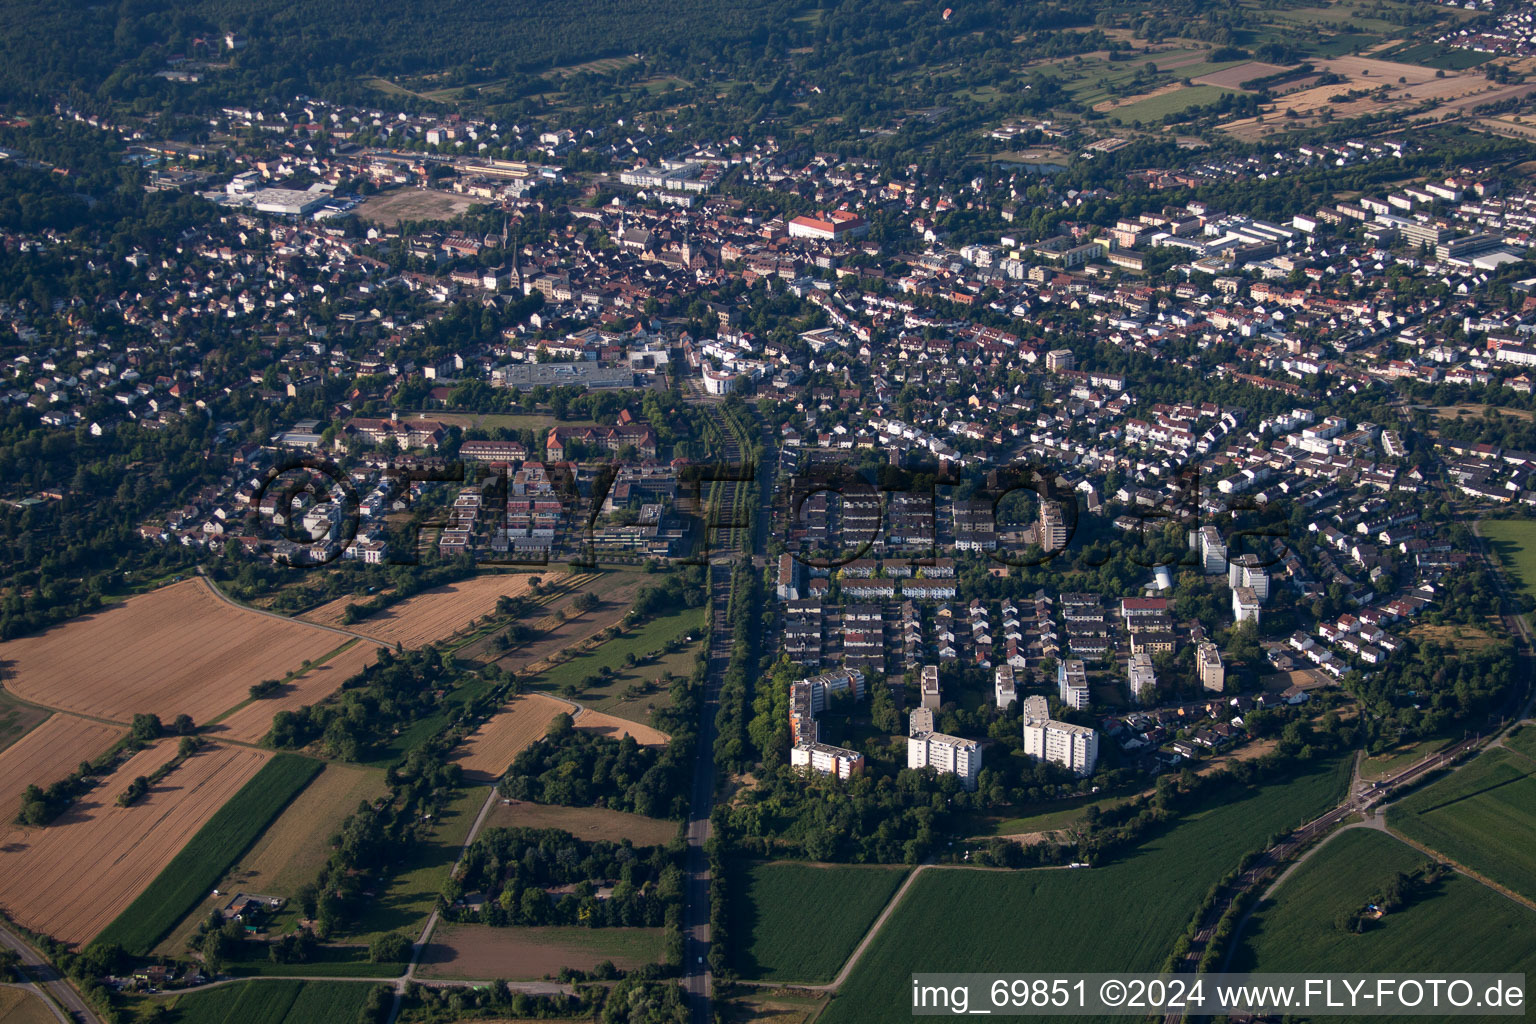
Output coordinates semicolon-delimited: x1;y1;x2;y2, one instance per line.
787;210;869;242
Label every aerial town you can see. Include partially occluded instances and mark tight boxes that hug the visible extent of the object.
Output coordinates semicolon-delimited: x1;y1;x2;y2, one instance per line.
0;1;1535;1022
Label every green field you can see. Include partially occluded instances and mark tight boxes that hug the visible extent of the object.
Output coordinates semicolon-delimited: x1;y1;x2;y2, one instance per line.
978;793;1137;837
1113;85;1238;124
523;605;706;704
346;783;486;943
1503;723;1536;761
729;862;908;982
155;979;384;1024
820;756;1352;1023
1379;40;1491;70
1478;518;1536;602
226;943;403;978
96;754;323;954
1233;829;1536;1011
1388;746;1536;903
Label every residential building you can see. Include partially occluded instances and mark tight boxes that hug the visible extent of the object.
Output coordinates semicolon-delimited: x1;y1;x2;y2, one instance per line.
907;720;982;790
1128;652;1157;704
1057;658;1089;711
1021;696;1099;776
1197;641;1225;693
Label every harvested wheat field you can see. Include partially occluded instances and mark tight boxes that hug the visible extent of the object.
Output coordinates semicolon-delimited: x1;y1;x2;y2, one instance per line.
573;708;669;747
210;639;384;743
301;573;541;649
454;694;569;781
0;741;271;945
0;580;342;724
0;987;57;1024
0;714;123;817
155;761;389;956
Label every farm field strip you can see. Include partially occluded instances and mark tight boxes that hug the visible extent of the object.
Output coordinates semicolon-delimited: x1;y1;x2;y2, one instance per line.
99;753;324;953
155;761;388;956
1234;828;1536;984
572;706;669;747
160;978;383;1024
452;693;568;781
0;741;272;945
416;922;665;980
299;573;540;649
1388;747;1536;904
0;713;123;815
0;580;341;724
210;640;383;743
818;757;1352;1022
483;798;679;846
730;862;909;983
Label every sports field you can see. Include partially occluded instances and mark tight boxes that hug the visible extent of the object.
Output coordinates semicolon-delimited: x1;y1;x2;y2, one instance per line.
819;756;1352;1023
1387;746;1536;903
729;862;908;982
1233;829;1536;983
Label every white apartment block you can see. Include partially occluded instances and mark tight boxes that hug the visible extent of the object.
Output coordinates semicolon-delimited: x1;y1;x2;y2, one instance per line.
1022;699;1099;777
1057;658;1090;711
907;725;982;790
1227;555;1271;602
1128;652;1157;704
994;665;1017;709
920;664;942;709
1197;641;1225;693
1232;586;1262;626
1038;499;1069;553
791;741;865;779
1197;524;1228;575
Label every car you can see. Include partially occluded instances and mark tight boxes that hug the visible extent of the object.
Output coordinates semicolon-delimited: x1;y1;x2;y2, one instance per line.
697;956;704;964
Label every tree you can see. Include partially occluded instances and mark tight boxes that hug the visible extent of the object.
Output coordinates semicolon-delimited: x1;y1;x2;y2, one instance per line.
172;714;195;735
369;932;413;963
130;713;163;744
